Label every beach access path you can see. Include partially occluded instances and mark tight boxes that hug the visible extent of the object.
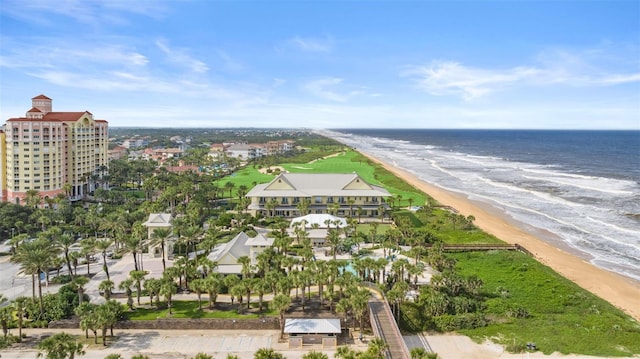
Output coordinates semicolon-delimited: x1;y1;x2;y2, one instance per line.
359;151;640;322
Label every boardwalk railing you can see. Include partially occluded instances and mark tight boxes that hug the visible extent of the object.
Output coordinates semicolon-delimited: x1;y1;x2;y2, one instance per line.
364;282;411;359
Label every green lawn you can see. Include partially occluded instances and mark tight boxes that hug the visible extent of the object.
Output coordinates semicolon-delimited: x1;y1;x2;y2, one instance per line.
126;300;277;320
452;251;640;356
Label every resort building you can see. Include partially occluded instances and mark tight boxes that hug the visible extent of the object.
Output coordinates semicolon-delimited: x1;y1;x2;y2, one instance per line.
289;213;347;246
246;173;391;218
0;95;108;205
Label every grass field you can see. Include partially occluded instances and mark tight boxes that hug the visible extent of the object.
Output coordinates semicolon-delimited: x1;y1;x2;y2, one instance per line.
126;301;277;320
220;149;427;210
452;251;640;356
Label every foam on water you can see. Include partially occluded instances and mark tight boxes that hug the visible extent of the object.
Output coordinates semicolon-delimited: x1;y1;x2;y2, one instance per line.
323;130;640;282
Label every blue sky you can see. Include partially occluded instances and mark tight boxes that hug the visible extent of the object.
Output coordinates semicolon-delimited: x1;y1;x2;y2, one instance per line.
1;0;638;129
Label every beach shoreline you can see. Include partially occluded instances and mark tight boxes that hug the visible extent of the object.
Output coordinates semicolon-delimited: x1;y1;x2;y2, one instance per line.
358;150;640;322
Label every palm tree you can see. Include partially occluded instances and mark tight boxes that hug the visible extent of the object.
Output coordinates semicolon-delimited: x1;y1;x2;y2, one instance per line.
367;338;389;359
71;276;90;305
150;228;172;271
52;229;77;280
95;238;113;281
79;238;96;276
96;301;121;346
0;300;11;338
254;348;284;359
296;198;310;216
144;278;161;307
265;197;279;217
253;278;270;313
75;302;98;341
191;354;214;359
99;280;115;300
124;235;142;272
128;270;146;305
204;273;223;309
37;332;85;359
189;278;207;310
326;229;342;260
12;238;52;316
224;181;235;201
119;278;135;309
25;189;41;208
159;278;177;314
302;351;329;359
13;296;29;342
271;294;291;339
410;347;435;359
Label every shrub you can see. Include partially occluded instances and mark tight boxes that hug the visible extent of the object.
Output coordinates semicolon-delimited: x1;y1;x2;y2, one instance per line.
51;274;73;284
432;313;488;332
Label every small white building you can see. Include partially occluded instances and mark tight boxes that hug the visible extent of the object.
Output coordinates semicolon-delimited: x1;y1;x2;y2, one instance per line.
289;214;347;246
142;213;175;260
207;228;274;275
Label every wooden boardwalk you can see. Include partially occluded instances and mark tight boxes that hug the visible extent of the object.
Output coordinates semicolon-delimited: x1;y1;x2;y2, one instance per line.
369;296;411;359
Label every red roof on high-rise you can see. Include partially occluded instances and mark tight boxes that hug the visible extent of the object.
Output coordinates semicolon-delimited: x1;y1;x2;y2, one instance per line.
42;112;88;121
32;94;51;100
27;107;42;113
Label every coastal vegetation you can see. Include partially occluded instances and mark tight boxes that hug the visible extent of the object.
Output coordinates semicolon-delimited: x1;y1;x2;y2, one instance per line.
1;130;638;357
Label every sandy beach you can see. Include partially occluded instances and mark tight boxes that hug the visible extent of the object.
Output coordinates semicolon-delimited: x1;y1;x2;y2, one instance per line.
360;151;640;322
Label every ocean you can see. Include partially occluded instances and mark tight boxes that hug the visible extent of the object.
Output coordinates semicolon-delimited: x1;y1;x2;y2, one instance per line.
322;129;640;282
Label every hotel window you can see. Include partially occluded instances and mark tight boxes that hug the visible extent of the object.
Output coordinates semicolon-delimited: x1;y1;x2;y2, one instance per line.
315;196;322;204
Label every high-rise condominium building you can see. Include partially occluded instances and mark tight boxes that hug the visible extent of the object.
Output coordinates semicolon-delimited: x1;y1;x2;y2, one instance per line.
0;95;109;205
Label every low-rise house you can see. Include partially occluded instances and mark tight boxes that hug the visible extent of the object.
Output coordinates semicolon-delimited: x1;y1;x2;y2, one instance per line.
246;173;391;218
108;146;127;161
207;228;273;275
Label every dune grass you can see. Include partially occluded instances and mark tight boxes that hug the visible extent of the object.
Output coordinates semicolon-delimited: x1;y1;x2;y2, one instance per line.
452;251;640;356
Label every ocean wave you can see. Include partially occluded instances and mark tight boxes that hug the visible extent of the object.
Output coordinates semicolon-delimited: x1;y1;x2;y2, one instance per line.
327;130;640;282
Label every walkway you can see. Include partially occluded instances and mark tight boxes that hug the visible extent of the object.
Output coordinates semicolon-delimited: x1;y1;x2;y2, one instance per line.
368;296;410;359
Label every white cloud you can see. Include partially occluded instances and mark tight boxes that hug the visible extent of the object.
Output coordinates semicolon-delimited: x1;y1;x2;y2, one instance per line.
289;36;333;53
403;61;543;100
404;46;640;101
0;0;167;25
155;39;209;73
303;77;363;102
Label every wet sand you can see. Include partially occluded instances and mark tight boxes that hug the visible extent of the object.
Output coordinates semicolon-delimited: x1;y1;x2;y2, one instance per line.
361;151;640;321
